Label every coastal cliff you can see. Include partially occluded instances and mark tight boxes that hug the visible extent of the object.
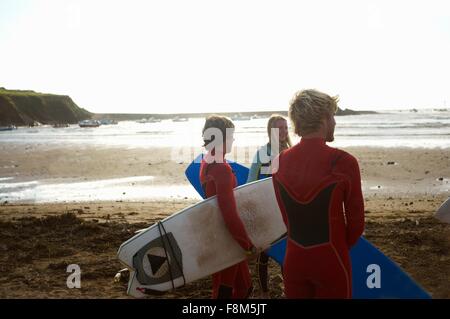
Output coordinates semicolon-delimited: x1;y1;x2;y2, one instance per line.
0;88;91;126
0;87;376;126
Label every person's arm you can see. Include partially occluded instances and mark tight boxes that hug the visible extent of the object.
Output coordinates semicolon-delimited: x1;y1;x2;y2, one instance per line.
271;154;289;227
210;164;254;252
338;153;365;247
247;149;262;183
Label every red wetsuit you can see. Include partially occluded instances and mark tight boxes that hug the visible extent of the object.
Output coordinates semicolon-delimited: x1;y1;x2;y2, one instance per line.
200;156;254;299
272;138;365;298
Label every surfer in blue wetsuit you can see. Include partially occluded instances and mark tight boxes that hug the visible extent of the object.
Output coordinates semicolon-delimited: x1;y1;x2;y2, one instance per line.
248;114;292;182
247;114;292;298
200;115;258;299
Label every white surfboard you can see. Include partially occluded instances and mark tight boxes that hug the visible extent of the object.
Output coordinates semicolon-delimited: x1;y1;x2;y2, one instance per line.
117;178;286;297
436;197;450;224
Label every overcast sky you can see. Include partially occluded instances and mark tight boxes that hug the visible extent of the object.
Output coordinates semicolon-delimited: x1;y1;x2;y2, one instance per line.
1;0;449;114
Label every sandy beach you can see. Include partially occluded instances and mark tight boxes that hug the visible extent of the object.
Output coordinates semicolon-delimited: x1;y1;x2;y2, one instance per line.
0;144;449;298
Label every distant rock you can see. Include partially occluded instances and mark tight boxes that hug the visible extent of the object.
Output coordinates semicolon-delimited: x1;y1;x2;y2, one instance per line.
335;107;377;116
93;107;378;122
0;88;92;126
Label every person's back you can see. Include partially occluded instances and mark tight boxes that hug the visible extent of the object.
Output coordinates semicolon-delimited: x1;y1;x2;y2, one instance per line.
272;89;365;299
274;138;363;257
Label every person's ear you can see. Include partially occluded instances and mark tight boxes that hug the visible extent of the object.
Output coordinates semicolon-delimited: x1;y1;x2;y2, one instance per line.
325;114;333;126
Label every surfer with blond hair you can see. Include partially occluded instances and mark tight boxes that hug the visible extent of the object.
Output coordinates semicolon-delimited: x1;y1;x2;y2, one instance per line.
200;115;257;299
271;89;365;298
247;114;292;298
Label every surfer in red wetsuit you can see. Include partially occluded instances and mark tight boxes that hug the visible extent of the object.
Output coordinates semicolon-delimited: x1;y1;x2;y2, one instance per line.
272;89;365;298
200;115;257;299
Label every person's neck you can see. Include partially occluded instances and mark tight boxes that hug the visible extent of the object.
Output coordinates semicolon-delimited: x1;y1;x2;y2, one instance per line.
301;132;326;139
206;149;226;162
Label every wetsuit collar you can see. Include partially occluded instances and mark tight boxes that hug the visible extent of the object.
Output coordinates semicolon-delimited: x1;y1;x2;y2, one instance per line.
204;150;226;163
299;137;326;146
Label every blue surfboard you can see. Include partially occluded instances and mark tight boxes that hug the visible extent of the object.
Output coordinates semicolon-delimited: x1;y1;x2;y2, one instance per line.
185;155;431;299
269;236;431;299
184;154;251;199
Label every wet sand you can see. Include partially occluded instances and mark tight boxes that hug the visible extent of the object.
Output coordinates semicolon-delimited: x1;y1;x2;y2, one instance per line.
0;144;449;298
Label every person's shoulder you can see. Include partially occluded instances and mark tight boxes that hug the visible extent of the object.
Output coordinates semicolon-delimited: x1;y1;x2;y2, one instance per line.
271;146;291;176
278;143;296;158
330;147;359;166
251;143;270;162
208;161;232;175
257;143;270;155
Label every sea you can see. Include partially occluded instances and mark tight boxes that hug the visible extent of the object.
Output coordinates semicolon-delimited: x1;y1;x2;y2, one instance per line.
1;109;449;149
1;109;449;203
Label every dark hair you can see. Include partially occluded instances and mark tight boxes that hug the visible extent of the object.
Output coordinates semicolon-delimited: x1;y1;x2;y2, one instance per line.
202;115;235;147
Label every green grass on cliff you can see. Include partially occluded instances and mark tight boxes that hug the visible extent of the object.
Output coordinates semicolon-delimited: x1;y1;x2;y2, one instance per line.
0;88;53;97
0;87;92;125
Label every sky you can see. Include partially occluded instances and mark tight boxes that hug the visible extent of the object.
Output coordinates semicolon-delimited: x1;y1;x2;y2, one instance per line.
0;0;449;114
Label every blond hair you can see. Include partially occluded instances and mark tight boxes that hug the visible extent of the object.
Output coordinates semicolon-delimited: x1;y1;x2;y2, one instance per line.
267;114;292;151
202;115;235;147
289;89;339;136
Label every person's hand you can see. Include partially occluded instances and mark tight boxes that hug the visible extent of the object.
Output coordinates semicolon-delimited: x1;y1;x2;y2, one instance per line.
245;246;262;261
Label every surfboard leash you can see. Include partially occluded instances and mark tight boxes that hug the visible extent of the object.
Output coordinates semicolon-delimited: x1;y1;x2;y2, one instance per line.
156;221;175;290
160;221;186;287
156;221;186;291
